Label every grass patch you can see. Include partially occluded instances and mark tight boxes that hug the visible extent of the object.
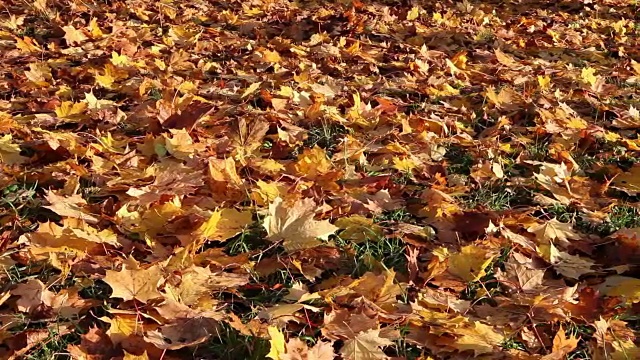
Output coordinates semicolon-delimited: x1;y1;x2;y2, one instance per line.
391;171;415;185
23;326;80;360
392;325;426;359
0;182;47;231
335;236;408;277
304;122;348;156
225;224;268;256
463;185;515;211
79;280;113;301
461;184;532;211
4;262;58;288
524;138;551;162
500;337;527;351
148;87;163;100
444;145;475;175
374;208;412;224
546;204;640;236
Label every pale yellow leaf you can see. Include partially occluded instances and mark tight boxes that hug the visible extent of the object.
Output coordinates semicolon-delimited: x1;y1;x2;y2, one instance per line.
264;197;338;252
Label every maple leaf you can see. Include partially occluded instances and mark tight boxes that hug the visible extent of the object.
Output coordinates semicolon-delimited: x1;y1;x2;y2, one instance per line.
611;165;640;195
264;197;338;252
164;129;206;160
335;215;383;243
6;0;640;357
497;256;545;292
43;190;99;224
62;25;88;45
322;310;378;341
99;314;144;345
581;67;597;86
527;218;579;247
103;265;163;303
191;208;252;244
294;146;334;179
54;101;88;120
20;219;120;256
161;100;215;130
267;326;286;360
340;329;393;360
124;351;149;360
447;245;496;282
544;242;595;280
12;279;54;313
541;326;578;360
143;304;222;350
0;134;27;164
597;275;640;303
282;339;335;360
453;321;504;356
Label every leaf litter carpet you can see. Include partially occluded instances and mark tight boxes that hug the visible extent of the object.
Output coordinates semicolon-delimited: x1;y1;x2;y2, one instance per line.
1;0;640;359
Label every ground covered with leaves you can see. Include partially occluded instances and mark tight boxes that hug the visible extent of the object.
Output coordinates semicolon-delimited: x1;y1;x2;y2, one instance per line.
1;0;640;358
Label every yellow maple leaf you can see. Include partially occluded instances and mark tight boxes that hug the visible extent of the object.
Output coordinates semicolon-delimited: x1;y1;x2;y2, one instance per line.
103;265;163;303
611;165;640;195
54;101;87;120
392;156;418;173
611;339;640;359
294;146;333;179
451;50;468;69
454;322;504;356
241;81;262;98
195;208;252;243
340;329;393;360
14;36;42;53
95;64;117;88
407;6;420;21
598;275;640;303
111;51;130;67
252;180;287;206
267;326;286;360
549;326;579;358
262;50;281;63
135;198;183;235
527;218;579;246
251;158;286;175
264;197;338;252
209;157;243;187
84;91;114;110
581;67;597;86
164;129;206;160
0;134;27;165
88;18;104;38
62;25;88;45
123;351;149;360
631;60;640;76
99;314;143;344
448;246;495;282
335;215;383;243
537;75;551;91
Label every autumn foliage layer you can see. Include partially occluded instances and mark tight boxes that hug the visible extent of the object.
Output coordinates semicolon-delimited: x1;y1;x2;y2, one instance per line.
1;0;640;359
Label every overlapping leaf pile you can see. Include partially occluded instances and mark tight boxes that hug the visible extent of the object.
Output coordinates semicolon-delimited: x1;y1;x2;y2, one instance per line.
1;0;640;358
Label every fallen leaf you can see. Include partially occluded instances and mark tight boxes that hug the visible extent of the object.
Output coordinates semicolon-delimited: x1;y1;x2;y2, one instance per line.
448;246;496;282
264;197;338;252
541;326;578;360
340;329;393;360
267;326;286;360
103;265;163;303
44;190;100;224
